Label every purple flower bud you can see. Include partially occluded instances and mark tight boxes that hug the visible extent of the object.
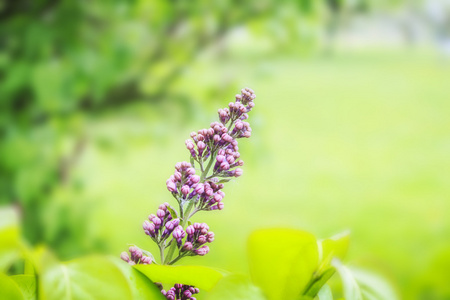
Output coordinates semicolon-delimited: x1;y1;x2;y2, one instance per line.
194;183;204;194
234;168;243;177
205;187;213;196
165;220;176;231
207;232;215;242
186;140;195;150
220;161;230;170
213;194;223;202
197;235;207;244
197;141;206;149
181;185;190;195
174;171;182;181
120;252;130;262
129;246;142;259
191;175;200;183
166;180;177;192
195;246;210;256
221;133;233;143
186;225;195;235
153;217;162;228
187;168;196;175
216;155;225;163
157;209;165;218
140;256;152;264
182;241;193;251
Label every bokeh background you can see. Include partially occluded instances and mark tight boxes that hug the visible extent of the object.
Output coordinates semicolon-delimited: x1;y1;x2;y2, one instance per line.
1;0;450;299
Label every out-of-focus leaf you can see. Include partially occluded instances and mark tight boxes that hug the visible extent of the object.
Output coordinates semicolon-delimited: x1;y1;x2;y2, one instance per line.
320;231;350;266
303;267;335;297
0;273;24;300
0;206;19;229
206;274;266;300
332;259;362;300
248;228;319;300
111;257;165;299
317;284;333;300
40;256;133;300
0;207;21;272
349;267;398;300
134;264;224;291
10;275;36;300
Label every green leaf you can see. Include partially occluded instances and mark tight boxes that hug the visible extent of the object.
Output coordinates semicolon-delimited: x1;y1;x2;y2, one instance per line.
332;260;362;300
40;255;133;300
111;257;165;299
248;228;319;300
320;231;350;266
134;264;224;291
317;284;333;300
0;273;24;300
349;267;397;300
206;274;267;300
0;206;22;272
218;178;232;184
303;267;335;297
166;205;178;219
10;275;36;300
0;227;21;272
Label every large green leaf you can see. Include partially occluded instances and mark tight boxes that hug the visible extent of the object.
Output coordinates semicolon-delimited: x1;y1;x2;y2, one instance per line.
10;275;36;300
134;264;224;291
111;257;165;299
205;274;267;300
39;256;133;300
248;228;319;300
0;273;24;300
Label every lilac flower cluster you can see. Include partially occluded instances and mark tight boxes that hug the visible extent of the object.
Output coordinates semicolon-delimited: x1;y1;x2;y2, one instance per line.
177;222;215;256
122;88;256;298
196;180;225;211
166;162;200;200
120;246;152;265
161;284;199;300
142;202;180;243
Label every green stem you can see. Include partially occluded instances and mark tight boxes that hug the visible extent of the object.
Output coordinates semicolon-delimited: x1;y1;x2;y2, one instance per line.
201;153;216;181
168;253;188;265
164;201;195;264
159;244;165;264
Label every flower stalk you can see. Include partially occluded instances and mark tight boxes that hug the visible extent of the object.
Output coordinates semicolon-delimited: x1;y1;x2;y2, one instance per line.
121;88;256;299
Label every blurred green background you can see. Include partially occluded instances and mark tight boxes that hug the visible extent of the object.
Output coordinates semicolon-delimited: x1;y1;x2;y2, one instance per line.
1;0;450;299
